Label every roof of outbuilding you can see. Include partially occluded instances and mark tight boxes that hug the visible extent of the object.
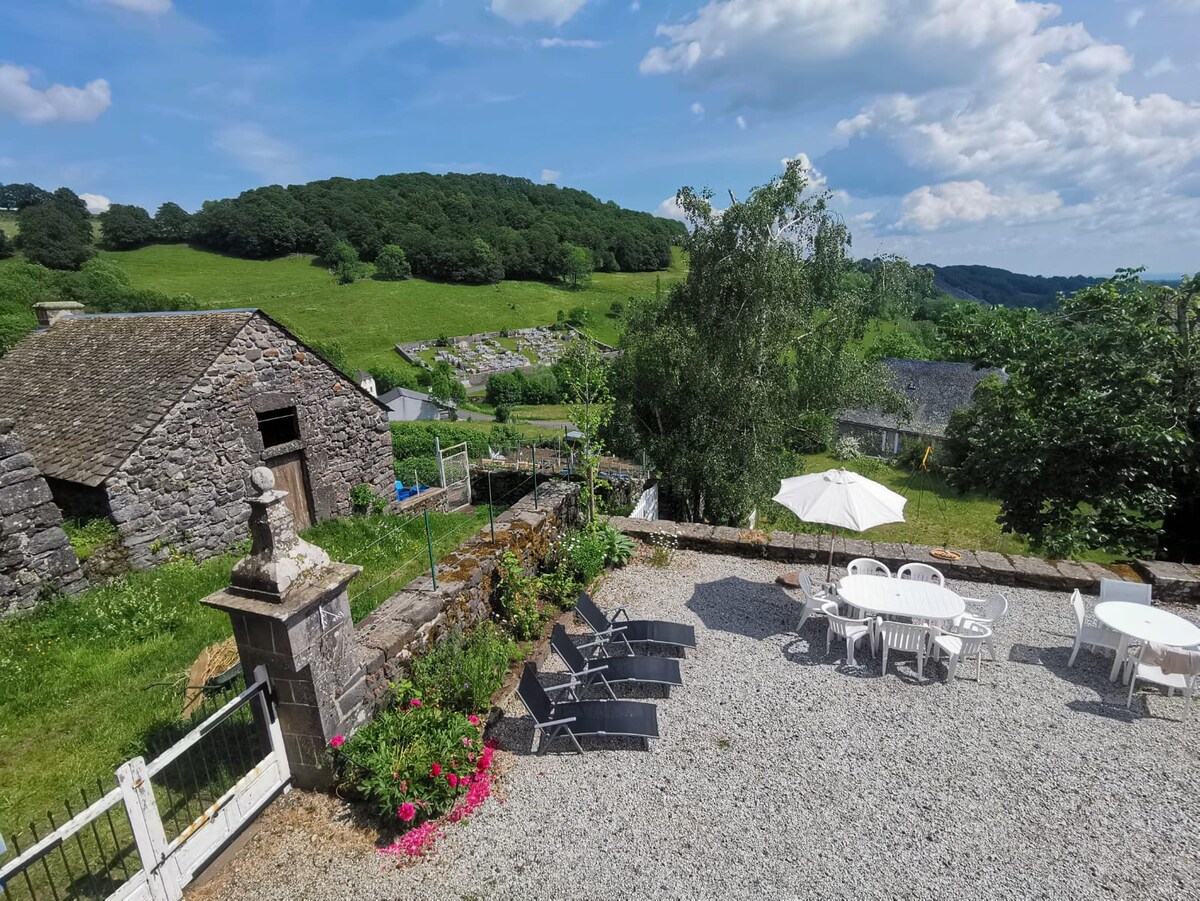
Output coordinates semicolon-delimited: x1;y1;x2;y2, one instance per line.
839;358;1006;438
0;310;256;486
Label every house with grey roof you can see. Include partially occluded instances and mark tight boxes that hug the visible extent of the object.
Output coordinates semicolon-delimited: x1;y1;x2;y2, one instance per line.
0;303;394;569
837;358;1006;456
377;386;452;422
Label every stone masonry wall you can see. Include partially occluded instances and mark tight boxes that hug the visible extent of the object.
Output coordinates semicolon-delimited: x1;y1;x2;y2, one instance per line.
0;419;85;615
607;516;1135;595
106;314;395;569
353;481;580;716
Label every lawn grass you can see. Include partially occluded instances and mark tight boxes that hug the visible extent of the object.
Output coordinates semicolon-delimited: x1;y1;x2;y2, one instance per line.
92;244;686;372
0;509;494;836
759;453;1118;562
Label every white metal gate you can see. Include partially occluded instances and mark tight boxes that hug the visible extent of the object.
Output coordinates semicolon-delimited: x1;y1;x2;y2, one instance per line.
437;439;472;511
0;665;289;901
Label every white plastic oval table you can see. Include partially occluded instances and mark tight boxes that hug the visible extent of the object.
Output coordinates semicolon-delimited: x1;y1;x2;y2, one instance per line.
1095;601;1200;682
836;574;966;622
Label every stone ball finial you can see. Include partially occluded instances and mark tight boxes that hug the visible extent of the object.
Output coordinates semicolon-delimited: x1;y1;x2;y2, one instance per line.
250;466;275;493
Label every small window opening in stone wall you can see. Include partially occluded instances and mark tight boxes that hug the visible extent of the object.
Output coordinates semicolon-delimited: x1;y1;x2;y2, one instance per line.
257;407;301;448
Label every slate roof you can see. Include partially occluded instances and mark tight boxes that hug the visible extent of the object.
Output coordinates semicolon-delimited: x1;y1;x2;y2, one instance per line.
839;358;1006;439
0;310;256;486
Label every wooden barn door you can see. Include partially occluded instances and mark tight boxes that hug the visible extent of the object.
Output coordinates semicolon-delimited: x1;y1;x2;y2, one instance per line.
270;451;314;530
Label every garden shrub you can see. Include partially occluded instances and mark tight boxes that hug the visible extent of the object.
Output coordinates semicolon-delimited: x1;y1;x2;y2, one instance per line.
496;551;544;640
393;455;440;487
537;568;578;610
558;529;607;584
896;437;941;476
411;623;517;714
350;483;388;515
330;699;493;827
832;434;862;461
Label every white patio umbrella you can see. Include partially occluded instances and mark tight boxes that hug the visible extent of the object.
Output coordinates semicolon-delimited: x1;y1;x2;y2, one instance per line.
772;469;907;581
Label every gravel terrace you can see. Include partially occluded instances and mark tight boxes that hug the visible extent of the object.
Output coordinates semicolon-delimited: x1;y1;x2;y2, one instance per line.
190;551;1200;901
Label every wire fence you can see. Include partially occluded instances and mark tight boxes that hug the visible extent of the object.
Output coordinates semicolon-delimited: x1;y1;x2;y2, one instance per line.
0;675;254;901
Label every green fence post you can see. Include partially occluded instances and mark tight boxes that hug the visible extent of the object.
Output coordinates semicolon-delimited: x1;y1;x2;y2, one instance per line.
487;469;496;545
424;508;438;591
532;443;539;510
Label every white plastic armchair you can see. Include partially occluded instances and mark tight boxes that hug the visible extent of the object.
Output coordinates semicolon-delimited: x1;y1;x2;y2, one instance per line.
847;557;891;578
1067;588;1123;668
1100;578;1152;606
931;622;991;682
796;573;834;632
957;592;1008;663
1125;644;1200;719
896;562;945;587
874;618;933;678
823;602;873;666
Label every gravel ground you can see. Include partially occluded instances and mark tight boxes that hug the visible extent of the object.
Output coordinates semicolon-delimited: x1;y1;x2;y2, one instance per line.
191;551;1200;901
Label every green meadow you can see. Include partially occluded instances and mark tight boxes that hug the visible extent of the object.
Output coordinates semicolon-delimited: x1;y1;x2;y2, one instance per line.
96;243;686;372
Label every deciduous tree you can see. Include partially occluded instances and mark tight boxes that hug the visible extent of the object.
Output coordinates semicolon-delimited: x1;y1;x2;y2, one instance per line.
15;189;94;270
100;203;155;249
154;202;192;242
374;243;412;280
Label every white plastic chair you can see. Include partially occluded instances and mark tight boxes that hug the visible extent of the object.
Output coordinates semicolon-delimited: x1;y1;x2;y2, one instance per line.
874;618;932;678
796;572;834;631
847;557;891;578
1099;578;1152;605
1067;588;1123;668
931;622;992;682
957;592;1008;663
1125;644;1200;719
896;562;945;587
823;602;873;666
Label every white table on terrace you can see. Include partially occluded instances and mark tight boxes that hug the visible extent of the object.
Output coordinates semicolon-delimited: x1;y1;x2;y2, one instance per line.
836;574;966;623
1095;601;1200;682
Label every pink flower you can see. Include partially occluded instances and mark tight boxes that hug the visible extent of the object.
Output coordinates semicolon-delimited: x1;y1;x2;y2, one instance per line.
447;773;458;788
461;737;473;747
468;714;481;726
409;698;422;708
328;735;345;749
430;762;442;778
398;802;416;823
459;774;471;787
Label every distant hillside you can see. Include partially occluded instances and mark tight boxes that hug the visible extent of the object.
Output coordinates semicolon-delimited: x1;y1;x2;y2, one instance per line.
187;172;687;284
926;264;1103;310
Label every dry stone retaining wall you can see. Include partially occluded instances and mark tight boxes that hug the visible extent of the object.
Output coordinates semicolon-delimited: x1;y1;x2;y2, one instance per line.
0;419;84;615
606;516;1161;597
353;480;579;714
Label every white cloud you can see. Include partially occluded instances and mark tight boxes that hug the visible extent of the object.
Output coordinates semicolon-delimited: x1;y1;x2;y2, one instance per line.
538;37;603;48
899;180;1063;231
102;0;171;13
690;101;705;117
0;64;111;124
541;168;561;182
1126;7;1145;27
654;195;689;221
735;115;747;130
213;124;299;183
80;193;111;214
1145;56;1176;77
631;0;641;9
490;0;587;25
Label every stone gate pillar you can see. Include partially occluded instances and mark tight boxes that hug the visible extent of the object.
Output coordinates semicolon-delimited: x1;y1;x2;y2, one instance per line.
203;467;365;789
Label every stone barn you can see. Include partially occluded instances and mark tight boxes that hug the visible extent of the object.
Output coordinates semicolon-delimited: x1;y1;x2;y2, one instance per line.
0;304;395;569
837;358;1006;456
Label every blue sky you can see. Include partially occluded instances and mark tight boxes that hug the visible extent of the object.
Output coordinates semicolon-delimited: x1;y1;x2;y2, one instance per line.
2;0;1199;276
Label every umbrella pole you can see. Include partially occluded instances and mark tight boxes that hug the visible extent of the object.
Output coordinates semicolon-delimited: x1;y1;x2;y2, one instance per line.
826;525;837;583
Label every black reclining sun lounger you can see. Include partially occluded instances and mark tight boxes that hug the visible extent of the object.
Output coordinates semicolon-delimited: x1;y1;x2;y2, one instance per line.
517;663;660;753
575;591;697;656
550;624;683;697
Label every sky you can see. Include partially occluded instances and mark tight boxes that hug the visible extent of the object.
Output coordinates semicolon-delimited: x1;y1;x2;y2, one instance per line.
2;0;1199;277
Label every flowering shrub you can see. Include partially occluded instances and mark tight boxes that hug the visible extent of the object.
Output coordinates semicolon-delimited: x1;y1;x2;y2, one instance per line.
410;623;517;714
329;699;494;827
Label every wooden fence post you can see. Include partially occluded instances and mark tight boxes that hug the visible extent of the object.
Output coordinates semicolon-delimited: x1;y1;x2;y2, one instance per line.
117;757;183;901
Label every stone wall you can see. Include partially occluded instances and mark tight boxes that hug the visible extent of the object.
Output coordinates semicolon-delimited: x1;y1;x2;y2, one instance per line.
105;314;395;568
354;480;579;714
0;420;85;615
607;516;1136;595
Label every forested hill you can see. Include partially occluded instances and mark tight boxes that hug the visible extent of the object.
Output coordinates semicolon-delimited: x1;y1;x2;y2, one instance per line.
927;264;1103;310
186;172;687;283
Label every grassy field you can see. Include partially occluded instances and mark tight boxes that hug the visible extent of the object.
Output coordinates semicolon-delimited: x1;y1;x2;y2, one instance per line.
0;508;489;837
760;453;1117;563
93;244;685;372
